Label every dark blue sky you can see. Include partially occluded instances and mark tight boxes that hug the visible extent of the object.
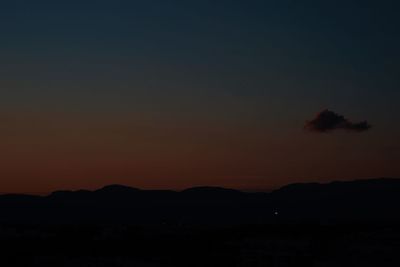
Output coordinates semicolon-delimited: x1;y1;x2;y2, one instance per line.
0;0;399;192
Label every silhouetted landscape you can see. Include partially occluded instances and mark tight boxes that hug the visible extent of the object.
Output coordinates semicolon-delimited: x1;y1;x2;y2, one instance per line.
1;178;400;266
2;1;399;265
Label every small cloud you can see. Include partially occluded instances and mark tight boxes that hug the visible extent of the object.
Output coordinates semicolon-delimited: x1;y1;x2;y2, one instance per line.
305;109;371;133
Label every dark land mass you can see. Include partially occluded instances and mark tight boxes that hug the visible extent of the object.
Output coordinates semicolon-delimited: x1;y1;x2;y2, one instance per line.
1;178;400;266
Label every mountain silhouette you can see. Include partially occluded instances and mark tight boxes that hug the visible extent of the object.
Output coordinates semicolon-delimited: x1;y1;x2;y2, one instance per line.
1;178;399;225
95;184;142;194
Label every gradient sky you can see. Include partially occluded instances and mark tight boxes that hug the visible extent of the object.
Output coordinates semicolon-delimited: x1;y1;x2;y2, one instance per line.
1;0;399;193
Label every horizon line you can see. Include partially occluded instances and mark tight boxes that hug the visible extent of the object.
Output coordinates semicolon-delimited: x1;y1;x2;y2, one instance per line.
1;177;398;197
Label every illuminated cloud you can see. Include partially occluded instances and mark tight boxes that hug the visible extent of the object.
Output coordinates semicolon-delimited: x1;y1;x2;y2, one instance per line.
305;109;371;133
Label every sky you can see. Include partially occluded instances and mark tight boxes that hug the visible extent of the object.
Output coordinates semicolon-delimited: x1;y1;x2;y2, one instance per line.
0;0;399;193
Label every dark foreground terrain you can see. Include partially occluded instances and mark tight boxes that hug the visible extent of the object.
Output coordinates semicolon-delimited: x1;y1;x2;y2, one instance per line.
1;223;400;267
1;178;400;266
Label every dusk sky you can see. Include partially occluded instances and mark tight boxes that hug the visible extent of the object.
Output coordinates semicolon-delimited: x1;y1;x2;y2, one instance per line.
1;1;399;193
